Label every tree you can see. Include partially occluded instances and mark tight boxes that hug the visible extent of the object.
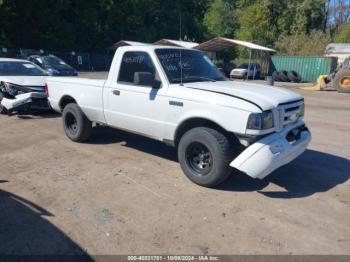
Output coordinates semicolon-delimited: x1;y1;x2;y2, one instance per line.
0;0;210;51
203;0;238;37
291;0;327;33
275;30;331;55
236;3;275;45
334;22;350;42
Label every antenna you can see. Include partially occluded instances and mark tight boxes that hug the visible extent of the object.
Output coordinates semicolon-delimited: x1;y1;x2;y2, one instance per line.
179;10;183;86
179;11;182;41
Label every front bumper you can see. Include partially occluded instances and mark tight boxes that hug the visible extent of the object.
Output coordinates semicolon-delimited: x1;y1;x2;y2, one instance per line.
230;122;311;179
1;92;49;113
230;73;245;79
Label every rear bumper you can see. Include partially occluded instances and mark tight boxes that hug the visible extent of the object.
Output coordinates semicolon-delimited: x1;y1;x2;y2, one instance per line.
230;122;311;179
1;92;49;113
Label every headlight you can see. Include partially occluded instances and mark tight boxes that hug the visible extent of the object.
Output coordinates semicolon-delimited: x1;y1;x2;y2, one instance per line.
247;111;274;130
2;82;20;96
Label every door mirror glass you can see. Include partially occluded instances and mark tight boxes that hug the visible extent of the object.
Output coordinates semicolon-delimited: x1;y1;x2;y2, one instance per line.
134;72;161;88
134;71;154;86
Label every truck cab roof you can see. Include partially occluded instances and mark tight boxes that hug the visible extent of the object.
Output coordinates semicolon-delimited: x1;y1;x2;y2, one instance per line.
116;45;200;52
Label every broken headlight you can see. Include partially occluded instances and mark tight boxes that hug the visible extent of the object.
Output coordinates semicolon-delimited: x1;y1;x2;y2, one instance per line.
2;82;21;96
247;110;274;130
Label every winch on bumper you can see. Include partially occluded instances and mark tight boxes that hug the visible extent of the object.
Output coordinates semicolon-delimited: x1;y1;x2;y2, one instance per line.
231;121;311;179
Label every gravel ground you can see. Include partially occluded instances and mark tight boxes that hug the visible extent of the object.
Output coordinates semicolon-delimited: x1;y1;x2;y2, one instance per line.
0;76;349;256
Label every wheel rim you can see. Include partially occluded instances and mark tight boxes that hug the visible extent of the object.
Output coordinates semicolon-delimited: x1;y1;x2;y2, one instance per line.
185;142;213;176
65;112;78;135
340;76;350;88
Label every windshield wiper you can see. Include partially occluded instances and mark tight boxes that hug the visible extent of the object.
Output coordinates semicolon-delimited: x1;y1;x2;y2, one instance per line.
172;76;217;83
189;76;217;82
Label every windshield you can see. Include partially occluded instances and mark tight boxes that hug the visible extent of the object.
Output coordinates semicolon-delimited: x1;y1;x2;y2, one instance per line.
42;56;67;66
0;61;47;76
238;64;249;69
155;49;226;84
238;64;260;69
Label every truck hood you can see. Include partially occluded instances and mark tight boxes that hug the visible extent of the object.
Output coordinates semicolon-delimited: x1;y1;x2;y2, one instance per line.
0;76;47;87
185;81;303;111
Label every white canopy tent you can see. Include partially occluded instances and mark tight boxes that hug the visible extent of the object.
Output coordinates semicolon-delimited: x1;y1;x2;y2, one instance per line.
194;37;276;80
194;37;275;52
153;39;199;49
111;40;149;49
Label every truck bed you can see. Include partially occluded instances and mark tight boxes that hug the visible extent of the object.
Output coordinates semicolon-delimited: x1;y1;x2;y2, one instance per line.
47;77;106;122
77;72;108;79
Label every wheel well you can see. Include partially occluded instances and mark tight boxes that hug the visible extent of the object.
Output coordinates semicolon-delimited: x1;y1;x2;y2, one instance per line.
174;118;239;146
59;96;76;111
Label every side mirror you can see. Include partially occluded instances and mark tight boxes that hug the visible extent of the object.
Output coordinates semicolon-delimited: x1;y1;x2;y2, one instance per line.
134;72;161;88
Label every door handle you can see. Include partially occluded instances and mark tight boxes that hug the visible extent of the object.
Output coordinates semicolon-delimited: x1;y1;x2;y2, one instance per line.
112;89;120;96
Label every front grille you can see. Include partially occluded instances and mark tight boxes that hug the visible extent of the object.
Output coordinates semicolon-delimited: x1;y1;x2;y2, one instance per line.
276;100;304;130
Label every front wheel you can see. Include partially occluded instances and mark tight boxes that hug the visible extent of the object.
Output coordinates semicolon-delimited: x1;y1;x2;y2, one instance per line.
62;103;92;142
178;127;234;187
333;69;350;93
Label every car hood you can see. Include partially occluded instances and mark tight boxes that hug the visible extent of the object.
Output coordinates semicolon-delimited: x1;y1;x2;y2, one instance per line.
0;76;47;87
184;81;303;111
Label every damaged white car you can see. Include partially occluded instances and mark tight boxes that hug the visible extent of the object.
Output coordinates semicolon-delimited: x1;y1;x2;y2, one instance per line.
0;58;50;115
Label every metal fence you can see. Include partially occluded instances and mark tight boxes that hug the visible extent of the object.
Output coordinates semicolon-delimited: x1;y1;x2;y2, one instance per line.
0;48;114;71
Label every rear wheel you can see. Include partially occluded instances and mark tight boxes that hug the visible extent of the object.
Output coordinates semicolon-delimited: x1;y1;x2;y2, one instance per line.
62;103;92;142
178;127;234;187
333;69;350;93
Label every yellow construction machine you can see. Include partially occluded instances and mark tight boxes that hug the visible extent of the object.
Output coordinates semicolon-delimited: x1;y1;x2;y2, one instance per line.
302;57;350;93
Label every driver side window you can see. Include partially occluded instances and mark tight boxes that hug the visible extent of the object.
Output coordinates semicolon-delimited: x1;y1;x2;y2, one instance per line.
118;51;155;85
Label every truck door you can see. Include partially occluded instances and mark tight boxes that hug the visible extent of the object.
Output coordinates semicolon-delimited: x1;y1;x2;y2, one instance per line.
103;51;170;140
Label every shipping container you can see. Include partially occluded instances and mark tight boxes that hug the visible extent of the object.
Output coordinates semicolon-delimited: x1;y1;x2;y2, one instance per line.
269;56;337;82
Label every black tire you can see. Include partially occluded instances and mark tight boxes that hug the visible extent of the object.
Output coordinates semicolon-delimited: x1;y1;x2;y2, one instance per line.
0;92;7;115
178;127;234;187
62;103;92;142
332;68;350;93
272;71;280;81
278;70;290;82
287;71;301;83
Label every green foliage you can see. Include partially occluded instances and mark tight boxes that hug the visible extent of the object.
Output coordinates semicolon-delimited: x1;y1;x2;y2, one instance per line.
0;0;210;51
291;0;327;33
0;0;339;57
203;0;329;57
236;3;275;45
275;30;331;56
203;0;237;37
334;22;350;43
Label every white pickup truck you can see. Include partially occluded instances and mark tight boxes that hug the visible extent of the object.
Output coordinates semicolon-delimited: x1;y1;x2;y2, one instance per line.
47;45;311;187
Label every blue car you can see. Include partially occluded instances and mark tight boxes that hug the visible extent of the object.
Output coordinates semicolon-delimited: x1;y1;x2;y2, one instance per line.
28;55;78;76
